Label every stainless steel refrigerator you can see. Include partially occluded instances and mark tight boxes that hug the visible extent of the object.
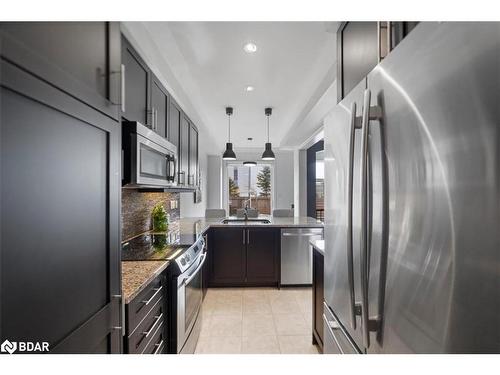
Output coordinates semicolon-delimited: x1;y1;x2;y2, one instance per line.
323;22;500;354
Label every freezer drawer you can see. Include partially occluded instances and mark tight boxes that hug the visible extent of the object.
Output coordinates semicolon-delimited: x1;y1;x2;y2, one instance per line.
323;302;361;354
280;228;323;285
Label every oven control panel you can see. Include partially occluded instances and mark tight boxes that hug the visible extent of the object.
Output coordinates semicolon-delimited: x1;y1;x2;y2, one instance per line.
175;236;205;273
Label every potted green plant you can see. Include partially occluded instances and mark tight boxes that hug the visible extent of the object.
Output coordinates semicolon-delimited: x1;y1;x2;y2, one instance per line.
151;203;168;233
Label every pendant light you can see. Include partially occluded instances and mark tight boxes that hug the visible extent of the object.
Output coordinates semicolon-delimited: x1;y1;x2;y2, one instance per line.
243;161;257;167
222;107;236;160
261;107;275;160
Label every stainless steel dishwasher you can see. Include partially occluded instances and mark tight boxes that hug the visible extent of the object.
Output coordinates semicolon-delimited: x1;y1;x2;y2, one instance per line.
280;228;323;285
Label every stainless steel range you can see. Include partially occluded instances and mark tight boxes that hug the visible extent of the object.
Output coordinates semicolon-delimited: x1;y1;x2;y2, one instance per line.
121;232;206;354
168;235;206;354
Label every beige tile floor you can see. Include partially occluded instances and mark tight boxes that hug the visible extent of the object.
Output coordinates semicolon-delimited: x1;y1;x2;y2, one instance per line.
195;287;320;354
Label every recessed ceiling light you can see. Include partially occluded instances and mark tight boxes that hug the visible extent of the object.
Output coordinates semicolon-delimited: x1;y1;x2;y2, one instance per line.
245;86;255;92
243;42;257;53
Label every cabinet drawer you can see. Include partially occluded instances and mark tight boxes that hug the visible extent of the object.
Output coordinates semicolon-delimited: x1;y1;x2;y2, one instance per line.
141;319;166;354
127;298;164;354
126;275;163;332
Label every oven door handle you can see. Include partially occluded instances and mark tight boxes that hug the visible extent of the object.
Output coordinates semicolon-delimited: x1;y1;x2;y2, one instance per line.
181;253;207;286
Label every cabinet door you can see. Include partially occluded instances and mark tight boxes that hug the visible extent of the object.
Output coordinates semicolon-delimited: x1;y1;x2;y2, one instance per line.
151;74;168;138
168;99;181;149
0;54;121;353
169;100;181;183
246;228;279;285
121;36;149;125
179;114;190;185
0;22;121;120
188;123;198;186
313;249;324;349
209;228;246;285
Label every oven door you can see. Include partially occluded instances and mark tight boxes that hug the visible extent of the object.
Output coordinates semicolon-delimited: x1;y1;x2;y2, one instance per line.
177;252;206;353
134;133;176;187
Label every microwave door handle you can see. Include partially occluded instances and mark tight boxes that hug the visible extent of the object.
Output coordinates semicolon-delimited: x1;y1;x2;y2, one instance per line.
166;154;171;182
166;155;176;183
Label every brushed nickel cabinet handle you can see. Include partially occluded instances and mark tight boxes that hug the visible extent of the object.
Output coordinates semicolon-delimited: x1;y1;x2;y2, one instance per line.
141;286;162;306
153;340;164;354
142;313;163;338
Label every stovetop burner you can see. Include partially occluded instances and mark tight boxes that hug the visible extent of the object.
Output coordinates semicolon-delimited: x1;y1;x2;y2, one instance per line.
121;232;187;261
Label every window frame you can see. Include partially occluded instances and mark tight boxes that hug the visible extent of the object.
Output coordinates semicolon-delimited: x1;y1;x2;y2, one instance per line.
222;161;276;216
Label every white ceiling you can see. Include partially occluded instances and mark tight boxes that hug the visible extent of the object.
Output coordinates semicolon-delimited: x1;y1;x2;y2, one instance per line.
134;22;337;152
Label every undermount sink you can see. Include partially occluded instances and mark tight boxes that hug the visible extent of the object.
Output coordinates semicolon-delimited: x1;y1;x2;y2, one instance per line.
221;218;271;224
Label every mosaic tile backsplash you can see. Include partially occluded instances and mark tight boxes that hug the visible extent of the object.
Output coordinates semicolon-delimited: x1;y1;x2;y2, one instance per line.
121;189;180;241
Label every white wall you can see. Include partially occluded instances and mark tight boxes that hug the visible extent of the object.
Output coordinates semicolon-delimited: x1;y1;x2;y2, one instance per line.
294;149;308;217
273;150;294;210
207;155;222;209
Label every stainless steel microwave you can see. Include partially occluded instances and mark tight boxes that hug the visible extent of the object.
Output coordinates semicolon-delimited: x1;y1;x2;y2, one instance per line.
122;121;177;188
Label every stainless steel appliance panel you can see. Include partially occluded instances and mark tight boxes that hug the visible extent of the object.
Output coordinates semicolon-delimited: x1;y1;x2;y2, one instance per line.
177;248;206;353
323;302;342;354
323;302;361;354
123;121;177;188
324;78;367;350
365;22;500;353
280;228;323;285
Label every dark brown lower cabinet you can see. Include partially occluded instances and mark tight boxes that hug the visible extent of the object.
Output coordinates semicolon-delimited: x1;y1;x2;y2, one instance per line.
124;273;167;354
209;227;246;285
245;228;279;285
208;227;279;287
312;246;324;352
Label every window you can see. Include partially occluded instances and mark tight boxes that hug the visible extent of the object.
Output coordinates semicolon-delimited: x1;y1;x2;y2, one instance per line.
307;140;324;221
315;151;325;222
226;163;273;216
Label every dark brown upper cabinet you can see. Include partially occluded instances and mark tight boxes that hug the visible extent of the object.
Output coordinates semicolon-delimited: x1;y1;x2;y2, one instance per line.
189;122;198;186
168;98;181;149
120;33;199;188
337;21;419;102
150;73;169;138
121;36;150;125
179;114;190;185
0;22;122;121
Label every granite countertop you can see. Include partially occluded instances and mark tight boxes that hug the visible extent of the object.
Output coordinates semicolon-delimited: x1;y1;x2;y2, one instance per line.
121;215;323;304
121;260;170;304
310;239;325;256
178;215;323;236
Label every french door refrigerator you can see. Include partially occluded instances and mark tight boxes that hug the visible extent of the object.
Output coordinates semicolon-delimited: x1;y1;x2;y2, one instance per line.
324;22;500;354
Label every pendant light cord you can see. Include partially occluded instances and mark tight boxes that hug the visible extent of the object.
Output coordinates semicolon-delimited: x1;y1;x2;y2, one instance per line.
267;115;270;142
228;114;231;142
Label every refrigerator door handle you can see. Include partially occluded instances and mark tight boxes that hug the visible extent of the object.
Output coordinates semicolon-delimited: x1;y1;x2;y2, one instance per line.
359;88;383;348
347;101;363;330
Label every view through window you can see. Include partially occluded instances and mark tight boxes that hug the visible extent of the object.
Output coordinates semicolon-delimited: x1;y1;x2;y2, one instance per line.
227;164;272;215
